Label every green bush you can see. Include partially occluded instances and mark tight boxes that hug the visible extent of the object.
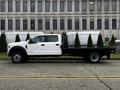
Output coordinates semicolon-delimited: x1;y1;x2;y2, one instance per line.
74;33;80;48
97;34;104;47
109;34;115;46
26;33;30;41
0;33;7;52
62;32;68;48
87;34;93;48
15;34;21;42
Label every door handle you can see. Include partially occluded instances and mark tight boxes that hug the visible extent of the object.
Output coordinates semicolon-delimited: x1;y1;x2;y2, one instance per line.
56;44;59;46
41;44;45;46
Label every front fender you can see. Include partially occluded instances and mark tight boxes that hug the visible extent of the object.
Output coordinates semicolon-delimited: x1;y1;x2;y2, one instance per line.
8;46;27;56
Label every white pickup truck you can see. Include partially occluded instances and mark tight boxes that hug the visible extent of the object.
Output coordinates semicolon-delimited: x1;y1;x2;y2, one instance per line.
7;34;115;63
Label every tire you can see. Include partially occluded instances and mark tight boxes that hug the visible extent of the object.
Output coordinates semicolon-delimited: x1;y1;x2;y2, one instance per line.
89;52;100;63
11;52;24;63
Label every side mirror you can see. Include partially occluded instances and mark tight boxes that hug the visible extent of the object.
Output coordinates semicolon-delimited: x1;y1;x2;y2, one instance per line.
28;39;33;44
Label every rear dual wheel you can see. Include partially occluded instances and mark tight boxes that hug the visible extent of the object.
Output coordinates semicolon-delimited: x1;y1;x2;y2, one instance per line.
89;52;100;63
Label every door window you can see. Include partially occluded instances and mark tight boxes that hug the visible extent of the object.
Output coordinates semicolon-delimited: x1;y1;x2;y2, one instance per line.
31;36;44;43
44;35;58;42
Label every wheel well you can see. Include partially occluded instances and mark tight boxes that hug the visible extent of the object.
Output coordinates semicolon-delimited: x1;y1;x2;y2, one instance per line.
9;46;27;56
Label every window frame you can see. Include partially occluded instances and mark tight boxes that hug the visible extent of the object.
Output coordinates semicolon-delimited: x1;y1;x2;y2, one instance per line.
60;19;65;30
53;19;57;30
75;0;79;12
52;1;57;12
60;1;65;12
15;0;20;12
8;0;13;12
45;19;50;30
67;19;72;30
23;19;28;30
8;19;13;30
30;19;35;30
1;20;5;30
30;0;35;12
15;19;20;30
0;1;5;12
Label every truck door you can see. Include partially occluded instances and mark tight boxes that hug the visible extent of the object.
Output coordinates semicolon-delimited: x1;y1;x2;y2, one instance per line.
44;35;62;55
27;36;46;55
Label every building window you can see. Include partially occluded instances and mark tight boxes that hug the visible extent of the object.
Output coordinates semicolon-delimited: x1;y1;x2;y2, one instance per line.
112;19;117;29
38;1;42;12
67;19;72;30
82;19;87;30
53;19;57;30
52;1;57;12
0;1;5;12
105;19;109;30
89;0;95;12
75;0;79;12
104;0;109;11
8;0;13;12
82;0;87;12
45;1;50;12
67;1;72;12
38;19;42;30
75;19;79;30
1;20;5;30
60;19;64;30
97;19;102;30
112;0;116;12
8;19;13;30
45;19;50;30
97;0;102;12
23;0;27;12
23;19;27;30
60;1;65;12
31;20;35;30
15;0;20;12
15;19;20;30
30;0;35;12
90;19;94;30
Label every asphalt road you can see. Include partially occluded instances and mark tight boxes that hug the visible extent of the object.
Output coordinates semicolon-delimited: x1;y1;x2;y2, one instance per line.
0;60;120;90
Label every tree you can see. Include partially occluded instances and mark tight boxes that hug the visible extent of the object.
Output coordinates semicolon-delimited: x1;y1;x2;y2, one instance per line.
15;34;21;42
97;34;104;47
0;33;7;52
26;33;30;41
62;32;68;48
74;33;80;48
87;34;93;48
109;34;115;46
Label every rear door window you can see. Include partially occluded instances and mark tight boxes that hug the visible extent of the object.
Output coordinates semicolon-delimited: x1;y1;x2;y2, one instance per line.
44;35;58;42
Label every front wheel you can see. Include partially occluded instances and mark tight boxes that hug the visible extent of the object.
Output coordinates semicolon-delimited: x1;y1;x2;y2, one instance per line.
89;52;100;63
11;52;24;63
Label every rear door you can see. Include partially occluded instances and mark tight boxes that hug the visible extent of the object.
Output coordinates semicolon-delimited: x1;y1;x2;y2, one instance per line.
44;35;62;55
